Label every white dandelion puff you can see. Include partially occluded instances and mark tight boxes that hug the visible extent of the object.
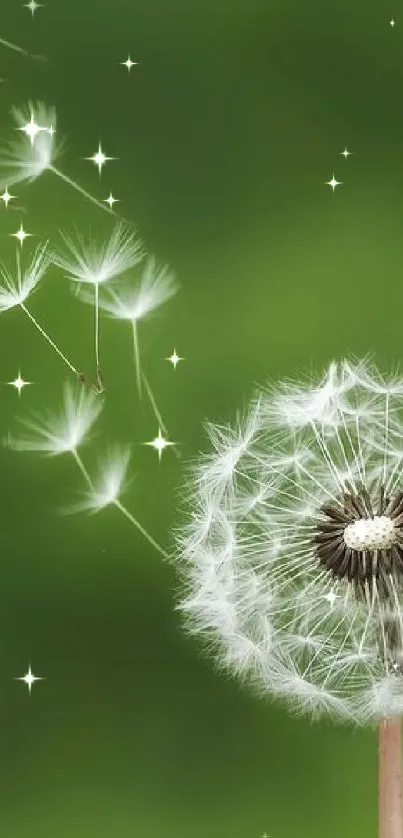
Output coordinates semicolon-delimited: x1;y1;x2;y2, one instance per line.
175;358;403;723
175;357;403;834
0;102;119;217
53;223;145;391
75;254;178;424
0;243;87;382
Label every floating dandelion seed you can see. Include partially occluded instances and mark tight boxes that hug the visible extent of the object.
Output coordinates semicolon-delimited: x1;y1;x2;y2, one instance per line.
53;223;144;391
0;243;89;383
6;381;103;456
0;102;118;217
64;443;168;557
76;255;178;423
175;359;403;836
6;388;168;557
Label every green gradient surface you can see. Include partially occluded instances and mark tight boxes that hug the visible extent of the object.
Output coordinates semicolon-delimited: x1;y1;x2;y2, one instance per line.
0;1;397;836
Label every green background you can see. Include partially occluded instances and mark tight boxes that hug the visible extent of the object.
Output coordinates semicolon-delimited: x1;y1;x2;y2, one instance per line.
1;0;399;835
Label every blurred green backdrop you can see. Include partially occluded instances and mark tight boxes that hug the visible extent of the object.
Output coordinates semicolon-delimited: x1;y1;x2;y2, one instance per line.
1;0;400;835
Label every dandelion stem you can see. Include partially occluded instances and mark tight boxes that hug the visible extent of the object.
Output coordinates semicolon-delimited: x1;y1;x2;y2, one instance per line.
49;166;119;218
114;499;169;559
131;320;142;399
94;283;104;391
141;371;167;434
0;36;46;60
379;717;403;838
71;449;93;489
20;302;80;377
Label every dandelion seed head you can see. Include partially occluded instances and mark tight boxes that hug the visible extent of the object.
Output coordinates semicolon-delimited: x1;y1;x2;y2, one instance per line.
175;359;403;723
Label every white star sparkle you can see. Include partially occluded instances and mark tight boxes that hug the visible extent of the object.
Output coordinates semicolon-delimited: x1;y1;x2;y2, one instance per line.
18;113;44;145
8;371;31;395
121;55;138;72
10;223;32;245
23;0;43;15
325;174;342;191
0;187;15;207
16;664;43;693
390;19;395;27
166;348;183;369
145;428;175;461
104;193;119;209
86;143;115;174
340;148;352;159
323;589;340;609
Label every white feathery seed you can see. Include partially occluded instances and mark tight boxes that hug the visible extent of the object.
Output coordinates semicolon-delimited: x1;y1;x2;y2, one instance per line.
0;242;50;311
66;444;131;513
0;101;120;217
53;223;145;390
78;256;179;321
6;382;103;455
0;102;59;190
54;223;144;286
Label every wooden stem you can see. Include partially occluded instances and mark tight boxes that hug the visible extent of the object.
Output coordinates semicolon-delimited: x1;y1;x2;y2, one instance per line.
379;717;403;838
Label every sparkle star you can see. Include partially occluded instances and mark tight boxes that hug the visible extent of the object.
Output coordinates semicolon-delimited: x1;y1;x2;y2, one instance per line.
340;147;352;159
23;0;43;14
166;348;183;369
104;193;119;209
325;174;342;191
18;113;44;145
323;589;340;608
121;55;138;71
390;19;395;27
7;371;31;395
0;187;15;208
16;664;43;694
145;428;175;461
86;143;115;174
10;223;32;245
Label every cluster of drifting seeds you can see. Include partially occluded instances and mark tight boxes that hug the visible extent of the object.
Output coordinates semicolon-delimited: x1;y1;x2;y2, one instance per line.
175;359;403;723
0;101;179;557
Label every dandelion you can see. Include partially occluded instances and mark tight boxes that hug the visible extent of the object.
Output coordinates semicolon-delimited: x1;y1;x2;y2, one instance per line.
53;223;144;391
0;243;89;384
75;255;178;427
6;386;168;558
0;102;119;217
175;359;403;837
